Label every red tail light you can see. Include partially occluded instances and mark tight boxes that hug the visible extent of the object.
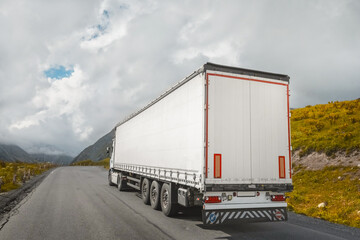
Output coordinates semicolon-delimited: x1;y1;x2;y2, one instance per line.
205;196;221;203
271;195;286;201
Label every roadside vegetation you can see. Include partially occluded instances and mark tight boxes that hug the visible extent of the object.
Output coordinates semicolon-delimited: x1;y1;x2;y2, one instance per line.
291;99;360;157
71;158;109;169
289;99;360;228
287;166;360;228
0;161;55;193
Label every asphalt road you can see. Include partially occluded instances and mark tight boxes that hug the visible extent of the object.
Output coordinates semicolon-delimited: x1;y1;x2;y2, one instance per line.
0;166;359;240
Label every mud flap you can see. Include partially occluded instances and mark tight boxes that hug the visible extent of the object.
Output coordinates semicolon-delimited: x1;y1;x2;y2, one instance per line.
202;207;287;225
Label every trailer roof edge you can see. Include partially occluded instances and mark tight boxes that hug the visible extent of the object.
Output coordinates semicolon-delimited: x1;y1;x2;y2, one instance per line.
204;62;290;82
115;63;289;128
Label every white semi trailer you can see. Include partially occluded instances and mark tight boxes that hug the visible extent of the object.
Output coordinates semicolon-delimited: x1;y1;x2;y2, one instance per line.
108;63;292;224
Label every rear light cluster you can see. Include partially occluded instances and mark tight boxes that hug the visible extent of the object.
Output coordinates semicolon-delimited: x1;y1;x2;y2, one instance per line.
271;195;286;201
204;196;221;203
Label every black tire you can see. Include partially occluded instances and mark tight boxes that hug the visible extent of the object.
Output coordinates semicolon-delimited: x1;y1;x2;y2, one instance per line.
117;173;126;191
160;183;178;216
141;178;150;205
108;170;115;186
150;181;161;210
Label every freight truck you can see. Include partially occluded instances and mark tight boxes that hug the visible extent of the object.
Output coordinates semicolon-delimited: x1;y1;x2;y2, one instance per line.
108;62;292;225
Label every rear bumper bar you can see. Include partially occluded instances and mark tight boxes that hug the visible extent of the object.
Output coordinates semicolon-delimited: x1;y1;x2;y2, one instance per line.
202;207;287;225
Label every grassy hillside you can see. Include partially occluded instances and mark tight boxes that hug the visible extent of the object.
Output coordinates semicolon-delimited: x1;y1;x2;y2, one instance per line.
291;99;360;157
0;161;55;192
289;99;360;228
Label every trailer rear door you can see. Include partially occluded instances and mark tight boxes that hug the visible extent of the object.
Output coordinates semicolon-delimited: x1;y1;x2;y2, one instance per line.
206;72;291;185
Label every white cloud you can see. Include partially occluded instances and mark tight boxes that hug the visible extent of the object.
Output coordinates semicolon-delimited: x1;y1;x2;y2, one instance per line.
173;39;241;65
9;111;45;130
80;0;157;52
10;66;94;142
0;0;359;156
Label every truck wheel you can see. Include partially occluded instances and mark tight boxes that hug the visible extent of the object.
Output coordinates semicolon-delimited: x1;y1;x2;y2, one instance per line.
108;170;115;186
117;173;126;191
160;183;178;216
150;181;161;210
141;178;150;205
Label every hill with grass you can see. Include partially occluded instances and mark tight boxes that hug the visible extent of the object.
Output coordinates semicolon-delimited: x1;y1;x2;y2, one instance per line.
289;99;360;228
291;99;360;166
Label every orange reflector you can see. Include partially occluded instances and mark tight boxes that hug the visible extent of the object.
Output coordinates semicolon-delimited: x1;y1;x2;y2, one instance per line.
279;156;286;179
205;196;222;203
214;154;222;178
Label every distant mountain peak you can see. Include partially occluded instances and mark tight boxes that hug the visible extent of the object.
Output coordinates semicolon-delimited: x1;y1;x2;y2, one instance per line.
0;143;73;165
0;143;34;163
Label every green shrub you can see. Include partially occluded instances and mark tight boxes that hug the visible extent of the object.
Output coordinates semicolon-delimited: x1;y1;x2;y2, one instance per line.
0;161;55;193
71;158;110;169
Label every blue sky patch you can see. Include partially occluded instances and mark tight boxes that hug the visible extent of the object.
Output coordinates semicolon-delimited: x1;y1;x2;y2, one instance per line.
44;66;74;79
103;10;109;18
88;10;110;40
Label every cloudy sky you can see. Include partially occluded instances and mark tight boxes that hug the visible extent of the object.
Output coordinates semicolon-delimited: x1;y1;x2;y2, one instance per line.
0;0;359;156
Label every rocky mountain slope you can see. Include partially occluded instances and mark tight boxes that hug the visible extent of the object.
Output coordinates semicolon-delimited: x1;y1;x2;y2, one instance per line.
0;144;35;163
0;143;73;165
71;129;114;164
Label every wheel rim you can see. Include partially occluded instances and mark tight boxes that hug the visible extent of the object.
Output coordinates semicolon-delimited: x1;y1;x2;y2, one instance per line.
162;189;169;208
151;186;157;202
142;181;148;196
